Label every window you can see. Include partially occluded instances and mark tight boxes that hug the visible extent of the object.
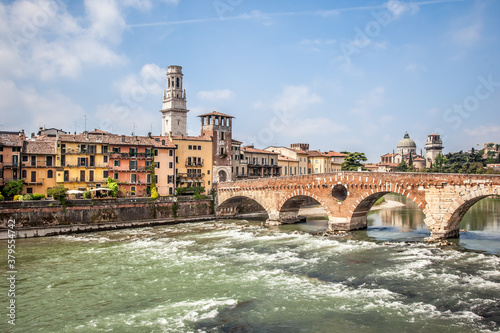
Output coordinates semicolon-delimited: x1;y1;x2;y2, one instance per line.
113;147;120;153
64;170;69;182
131;186;136;195
155;162;160;168
168;175;174;184
89;145;96;154
198;145;201;150
22;170;27;178
47;170;53;178
103;170;108;179
102;145;108;154
46;156;53;167
30;156;36;166
89;155;95;167
131;174;136;183
89;170;94;182
284;167;287;175
0;155;2;163
169;187;173;195
188;145;192;150
176;156;178;163
169;149;173;156
129;148;137;155
207;170;210;175
129;160;137;170
103;155;108;163
80;170;85;182
154;149;158;156
61;144;66;153
114;173;119;180
147;174;151;184
80;144;87;153
145;160;152;167
61;155;66;167
145;148;151;156
22;156;28;162
26;187;33;194
114;160;120;167
169;162;173;169
78;157;88;167
208;181;210;185
193;145;197;150
221;132;225;140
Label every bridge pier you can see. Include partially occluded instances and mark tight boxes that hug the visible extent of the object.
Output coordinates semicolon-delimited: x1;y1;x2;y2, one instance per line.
328;217;367;231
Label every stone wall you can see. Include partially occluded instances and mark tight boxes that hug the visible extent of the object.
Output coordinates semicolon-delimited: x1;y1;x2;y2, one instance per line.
0;197;213;229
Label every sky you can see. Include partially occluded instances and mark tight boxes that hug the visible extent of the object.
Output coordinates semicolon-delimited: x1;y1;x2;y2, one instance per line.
1;0;499;162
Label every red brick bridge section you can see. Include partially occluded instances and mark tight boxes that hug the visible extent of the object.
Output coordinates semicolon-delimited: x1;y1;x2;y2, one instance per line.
216;172;500;239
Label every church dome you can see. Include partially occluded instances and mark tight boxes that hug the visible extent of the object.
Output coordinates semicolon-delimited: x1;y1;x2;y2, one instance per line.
397;132;416;149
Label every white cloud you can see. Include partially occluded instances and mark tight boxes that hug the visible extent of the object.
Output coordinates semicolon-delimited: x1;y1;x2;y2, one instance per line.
197;89;234;101
0;79;85;131
0;0;127;80
271;85;322;114
453;22;482;46
349;86;385;115
464;125;500;137
85;0;126;44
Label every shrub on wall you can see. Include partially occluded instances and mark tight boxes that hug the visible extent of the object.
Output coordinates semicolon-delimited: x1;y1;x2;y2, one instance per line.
32;193;46;200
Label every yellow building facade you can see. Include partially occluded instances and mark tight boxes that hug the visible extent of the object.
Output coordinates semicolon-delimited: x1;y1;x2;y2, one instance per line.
50;134;110;191
171;136;213;191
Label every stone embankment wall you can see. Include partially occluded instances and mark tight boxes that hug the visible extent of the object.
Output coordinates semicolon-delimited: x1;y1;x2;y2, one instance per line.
0;197;213;230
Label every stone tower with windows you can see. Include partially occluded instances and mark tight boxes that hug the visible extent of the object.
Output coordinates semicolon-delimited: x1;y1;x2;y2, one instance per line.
198;111;234;183
160;66;189;136
425;134;443;168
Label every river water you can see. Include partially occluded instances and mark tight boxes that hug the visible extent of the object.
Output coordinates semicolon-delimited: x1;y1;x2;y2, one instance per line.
1;195;500;332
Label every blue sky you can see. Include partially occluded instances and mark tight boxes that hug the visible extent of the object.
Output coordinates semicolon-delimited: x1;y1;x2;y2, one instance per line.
1;0;499;162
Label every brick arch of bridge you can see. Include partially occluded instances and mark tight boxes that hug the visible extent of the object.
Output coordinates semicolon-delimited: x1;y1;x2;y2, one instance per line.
277;191;332;221
441;185;500;234
338;184;427;229
217;194;271;219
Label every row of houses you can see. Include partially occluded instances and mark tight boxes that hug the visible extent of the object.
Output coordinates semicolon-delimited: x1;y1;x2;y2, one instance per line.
0;126;347;197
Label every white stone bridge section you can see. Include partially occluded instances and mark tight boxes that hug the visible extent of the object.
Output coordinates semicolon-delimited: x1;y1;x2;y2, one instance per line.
216;172;500;239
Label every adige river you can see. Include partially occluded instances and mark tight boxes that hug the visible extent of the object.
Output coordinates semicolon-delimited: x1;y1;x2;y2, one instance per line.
2;195;500;332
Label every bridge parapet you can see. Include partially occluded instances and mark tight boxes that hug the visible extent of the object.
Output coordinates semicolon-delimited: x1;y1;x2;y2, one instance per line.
217;172;500;239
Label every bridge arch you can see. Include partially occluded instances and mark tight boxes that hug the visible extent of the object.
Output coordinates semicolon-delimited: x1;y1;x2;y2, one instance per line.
278;191;331;223
443;186;500;234
217;195;270;219
348;190;425;230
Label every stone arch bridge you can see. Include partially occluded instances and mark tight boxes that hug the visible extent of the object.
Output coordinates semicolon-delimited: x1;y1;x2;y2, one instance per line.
216;172;500;239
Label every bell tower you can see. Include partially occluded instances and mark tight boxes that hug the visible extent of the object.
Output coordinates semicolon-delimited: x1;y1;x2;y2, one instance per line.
160;65;189;136
425;134;443;168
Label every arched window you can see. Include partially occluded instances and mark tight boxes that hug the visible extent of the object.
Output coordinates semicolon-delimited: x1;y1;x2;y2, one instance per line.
176;78;180;87
168;78;170;88
47;170;53;178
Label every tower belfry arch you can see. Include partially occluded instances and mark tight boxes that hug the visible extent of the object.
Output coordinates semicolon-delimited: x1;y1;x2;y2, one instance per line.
160;65;189;136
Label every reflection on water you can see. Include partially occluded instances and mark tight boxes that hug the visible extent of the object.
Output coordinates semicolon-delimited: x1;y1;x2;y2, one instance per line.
365;194;500;254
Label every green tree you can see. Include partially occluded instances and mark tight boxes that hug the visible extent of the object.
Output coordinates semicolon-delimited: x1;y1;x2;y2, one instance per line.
341;152;367;171
395;159;408;172
150;164;159;200
2;180;23;197
106;177;119;197
47;185;68;211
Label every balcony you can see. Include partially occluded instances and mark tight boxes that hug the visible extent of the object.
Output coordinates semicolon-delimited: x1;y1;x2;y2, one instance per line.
2;163;20;168
185;162;204;167
110;153;153;159
178;173;204;179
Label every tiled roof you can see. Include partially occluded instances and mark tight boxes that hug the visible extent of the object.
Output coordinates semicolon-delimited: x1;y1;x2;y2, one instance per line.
232;139;243;144
324;151;347;157
243;146;278;155
23;141;57;154
0;132;24;146
197;111;234;118
307;150;326;157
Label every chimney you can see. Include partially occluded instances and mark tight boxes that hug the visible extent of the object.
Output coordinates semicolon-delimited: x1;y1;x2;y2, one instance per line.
147;132;152;138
